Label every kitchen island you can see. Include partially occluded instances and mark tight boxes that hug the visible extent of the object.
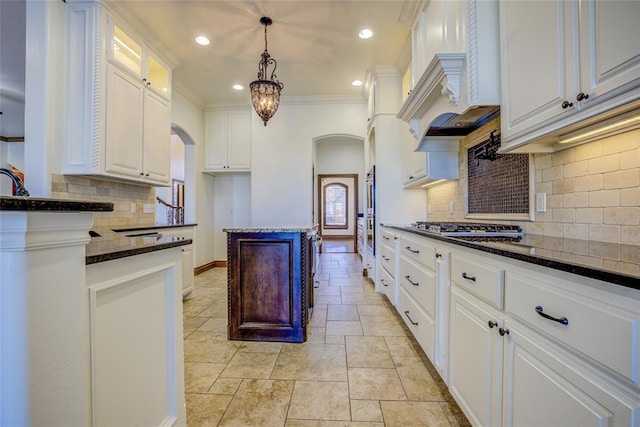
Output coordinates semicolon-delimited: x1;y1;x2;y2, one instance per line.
224;227;316;343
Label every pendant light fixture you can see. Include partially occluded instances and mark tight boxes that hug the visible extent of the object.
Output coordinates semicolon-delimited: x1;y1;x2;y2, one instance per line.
250;17;284;126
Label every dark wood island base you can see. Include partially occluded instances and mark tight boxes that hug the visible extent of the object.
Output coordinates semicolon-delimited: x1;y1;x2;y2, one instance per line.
225;228;316;343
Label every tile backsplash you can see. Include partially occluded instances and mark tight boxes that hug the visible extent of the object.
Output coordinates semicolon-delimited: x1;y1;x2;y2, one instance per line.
51;174;156;227
426;127;640;246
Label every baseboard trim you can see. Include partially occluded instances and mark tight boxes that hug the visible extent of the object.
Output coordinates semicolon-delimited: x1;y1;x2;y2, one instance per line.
194;260;227;275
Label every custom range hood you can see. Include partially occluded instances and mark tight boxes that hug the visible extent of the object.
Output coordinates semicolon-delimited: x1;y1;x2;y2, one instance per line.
397;0;501;152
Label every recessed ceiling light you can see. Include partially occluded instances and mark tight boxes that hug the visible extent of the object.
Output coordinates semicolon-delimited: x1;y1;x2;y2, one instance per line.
359;28;373;39
195;35;210;46
232;84;244;91
352;80;363;87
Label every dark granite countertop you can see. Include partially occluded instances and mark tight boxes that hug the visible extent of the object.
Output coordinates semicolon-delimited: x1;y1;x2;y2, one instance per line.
0;196;113;212
86;227;191;265
112;223;197;232
383;224;640;290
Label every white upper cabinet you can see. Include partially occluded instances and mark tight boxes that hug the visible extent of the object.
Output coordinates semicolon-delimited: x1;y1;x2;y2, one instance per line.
402;123;458;188
64;2;173;186
203;110;251;172
500;0;640;152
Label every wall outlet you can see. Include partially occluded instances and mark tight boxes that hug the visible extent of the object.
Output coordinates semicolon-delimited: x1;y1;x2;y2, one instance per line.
536;193;547;213
143;203;154;214
130;203;136;213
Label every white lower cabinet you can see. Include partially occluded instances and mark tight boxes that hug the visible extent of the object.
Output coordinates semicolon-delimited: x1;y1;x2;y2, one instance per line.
86;249;186;427
153;226;196;298
381;228;640;427
449;286;504;427
378;228;398;305
502;320;638;427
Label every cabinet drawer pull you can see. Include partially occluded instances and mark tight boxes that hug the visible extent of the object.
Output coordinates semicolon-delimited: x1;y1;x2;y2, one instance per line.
382;255;389;261
561;100;573;109
461;272;476;282
535;306;569;325
576;92;589;101
381;278;388;287
404;275;419;287
488;320;498;329
383;236;390;240
499;327;510;336
404;310;419;326
405;246;419;254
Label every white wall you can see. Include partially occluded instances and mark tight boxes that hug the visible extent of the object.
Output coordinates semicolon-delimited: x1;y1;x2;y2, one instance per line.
250;100;367;227
171;91;214;268
213;173;251;260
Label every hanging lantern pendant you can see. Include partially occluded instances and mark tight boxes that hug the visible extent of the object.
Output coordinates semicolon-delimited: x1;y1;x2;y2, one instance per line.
250;17;284;126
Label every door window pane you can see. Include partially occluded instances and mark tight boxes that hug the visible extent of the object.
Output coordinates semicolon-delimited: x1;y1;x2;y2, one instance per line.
324;183;348;229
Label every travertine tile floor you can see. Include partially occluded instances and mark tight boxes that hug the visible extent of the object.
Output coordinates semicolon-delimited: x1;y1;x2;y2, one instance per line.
182;253;470;426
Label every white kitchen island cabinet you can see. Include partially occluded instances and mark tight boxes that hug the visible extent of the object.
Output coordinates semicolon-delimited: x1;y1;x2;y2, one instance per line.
499;0;640;152
86;248;186;427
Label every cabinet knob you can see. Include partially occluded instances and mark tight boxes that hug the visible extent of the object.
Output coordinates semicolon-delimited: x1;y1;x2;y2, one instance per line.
576;92;589;102
435;253;442;258
139;172;144;176
499;327;510;336
145;173;150;177
409;175;414;180
561;100;573;109
147;81;151;86
488;320;498;329
142;78;147;82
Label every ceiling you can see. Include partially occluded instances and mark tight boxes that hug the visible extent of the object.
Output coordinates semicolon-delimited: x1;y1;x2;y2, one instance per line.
115;0;412;108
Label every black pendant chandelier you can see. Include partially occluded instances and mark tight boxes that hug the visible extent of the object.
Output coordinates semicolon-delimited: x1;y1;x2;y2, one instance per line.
250;17;284;126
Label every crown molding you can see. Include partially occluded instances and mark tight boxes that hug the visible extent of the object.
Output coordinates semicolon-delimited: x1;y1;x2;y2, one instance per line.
280;95;365;105
172;81;205;111
399;0;428;28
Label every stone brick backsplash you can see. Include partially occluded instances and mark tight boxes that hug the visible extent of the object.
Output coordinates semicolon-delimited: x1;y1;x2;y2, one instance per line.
425;127;640;247
51;174;156;227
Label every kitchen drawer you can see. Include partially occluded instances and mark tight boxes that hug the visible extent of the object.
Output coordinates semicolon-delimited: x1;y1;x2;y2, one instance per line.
378;264;395;302
381;229;396;245
399;256;435;317
506;273;640;387
398;285;435;360
451;253;504;309
399;233;436;270
380;243;396;278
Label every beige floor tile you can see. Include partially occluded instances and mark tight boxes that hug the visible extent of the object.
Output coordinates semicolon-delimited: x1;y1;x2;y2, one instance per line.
379;401;451;427
316;295;343;305
346;336;394;368
384;336;419;357
220;351;279;379
271;343;347;381
288;381;350;421
197;317;228;334
218;379;294;426
184;331;240;363
307;326;327;344
440;401;473;427
356;305;391;317
183;316;208;337
350;400;384;422
184;362;226;393
325;335;345;345
209;377;242;395
183;303;207;316
315;285;341;296
326;320;363;336
186;393;233;426
341;293;385;305
393;356;446;401
239;341;283;353
348;368;407;400
286;421;384;426
327;304;359;321
310;307;328;327
196;300;228;318
360;315;407;337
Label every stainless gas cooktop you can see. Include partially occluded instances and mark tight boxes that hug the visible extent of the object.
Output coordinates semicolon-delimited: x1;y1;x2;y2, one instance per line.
410;221;524;238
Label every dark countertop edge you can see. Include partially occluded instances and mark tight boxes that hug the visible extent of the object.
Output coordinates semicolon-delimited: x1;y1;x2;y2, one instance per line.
383;224;640;291
0;197;113;212
223;227;315;233
86;238;192;265
112;223;197;232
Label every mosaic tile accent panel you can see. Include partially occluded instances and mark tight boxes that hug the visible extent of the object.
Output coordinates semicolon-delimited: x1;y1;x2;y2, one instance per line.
467;137;529;214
